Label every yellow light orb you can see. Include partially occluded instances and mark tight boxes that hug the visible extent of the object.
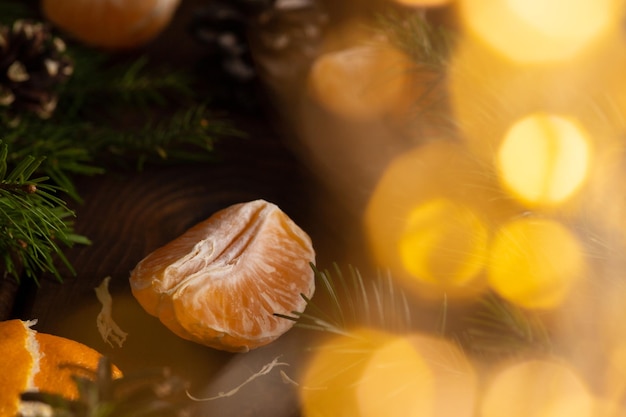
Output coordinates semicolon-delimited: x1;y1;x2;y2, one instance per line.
488;218;585;309
458;0;619;63
497;113;591;207
300;327;394;417
358;334;477;417
398;198;489;286
356;337;435;417
364;141;511;300
481;360;594;417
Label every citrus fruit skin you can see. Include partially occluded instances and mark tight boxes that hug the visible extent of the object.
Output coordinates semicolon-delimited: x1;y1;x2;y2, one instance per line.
0;319;122;417
130;199;316;352
41;0;182;50
0;320;34;417
34;332;123;399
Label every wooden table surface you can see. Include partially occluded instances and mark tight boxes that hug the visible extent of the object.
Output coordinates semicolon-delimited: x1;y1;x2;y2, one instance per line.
9;118;353;416
1;2;371;415
6;111;367;417
0;1;456;415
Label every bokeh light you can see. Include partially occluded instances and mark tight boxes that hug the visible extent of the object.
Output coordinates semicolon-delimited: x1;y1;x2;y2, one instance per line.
457;0;619;63
447;34;626;167
601;342;626;415
488;217;585;309
481;359;594;417
357;334;477;417
398;198;489;287
574;145;626;237
299;327;394;417
300;329;477;417
356;336;434;417
497;113;591;207
364;141;513;300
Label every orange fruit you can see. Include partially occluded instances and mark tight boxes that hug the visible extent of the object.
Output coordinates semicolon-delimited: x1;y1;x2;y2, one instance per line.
129;199;316;352
307;41;416;121
41;0;182;50
0;319;122;417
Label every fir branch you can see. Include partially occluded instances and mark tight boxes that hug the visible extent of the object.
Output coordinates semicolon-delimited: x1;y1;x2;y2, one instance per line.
276;263;414;334
0;0;38;25
461;292;552;359
1;52;241;195
0;142;89;283
374;9;455;69
59;52;195;118
20;357;190;417
2;119;104;201
107;56;194;108
91;104;244;170
373;9;457;137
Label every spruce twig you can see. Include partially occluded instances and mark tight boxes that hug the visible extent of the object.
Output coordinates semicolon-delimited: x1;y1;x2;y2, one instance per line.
0;141;89;284
374;9;454;69
60;52;195;117
461;292;552;359
2;120;104;201
373;9;457;136
1;47;241;199
0;0;37;26
275;263;414;334
93;104;243;170
20;357;190;417
0;17;239;284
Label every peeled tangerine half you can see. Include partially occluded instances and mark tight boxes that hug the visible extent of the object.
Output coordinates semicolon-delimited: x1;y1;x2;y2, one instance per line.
130;199;316;352
0;319;122;417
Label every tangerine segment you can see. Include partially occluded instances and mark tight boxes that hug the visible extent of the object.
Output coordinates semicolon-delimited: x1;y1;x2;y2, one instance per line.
130;199;316;352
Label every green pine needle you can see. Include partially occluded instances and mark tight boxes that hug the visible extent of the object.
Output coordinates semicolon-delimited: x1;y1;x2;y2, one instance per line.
276;263;414;335
373;9;457;136
278;263;552;363
461;292;552;359
20;357;190;417
0;17;240;285
374;9;455;69
60;52;195;117
0;142;90;284
93;104;243;171
0;0;37;25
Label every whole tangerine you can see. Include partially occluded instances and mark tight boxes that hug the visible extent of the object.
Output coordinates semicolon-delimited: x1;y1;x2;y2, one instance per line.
41;0;182;50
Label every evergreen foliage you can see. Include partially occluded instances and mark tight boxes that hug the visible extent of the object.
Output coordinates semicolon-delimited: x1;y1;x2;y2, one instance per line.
0;1;240;283
375;9;455;70
20;357;190;417
0;141;89;283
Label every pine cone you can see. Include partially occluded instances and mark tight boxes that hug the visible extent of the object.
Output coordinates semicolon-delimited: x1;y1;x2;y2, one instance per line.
0;19;73;122
251;0;329;72
189;0;327;111
190;0;327;83
190;0;266;83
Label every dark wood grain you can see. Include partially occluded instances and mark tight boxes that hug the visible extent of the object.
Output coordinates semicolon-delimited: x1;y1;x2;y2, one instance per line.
4;2;370;415
10;112;359;416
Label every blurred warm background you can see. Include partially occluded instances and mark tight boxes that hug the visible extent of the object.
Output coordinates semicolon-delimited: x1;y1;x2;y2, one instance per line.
4;0;626;416
259;0;626;416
